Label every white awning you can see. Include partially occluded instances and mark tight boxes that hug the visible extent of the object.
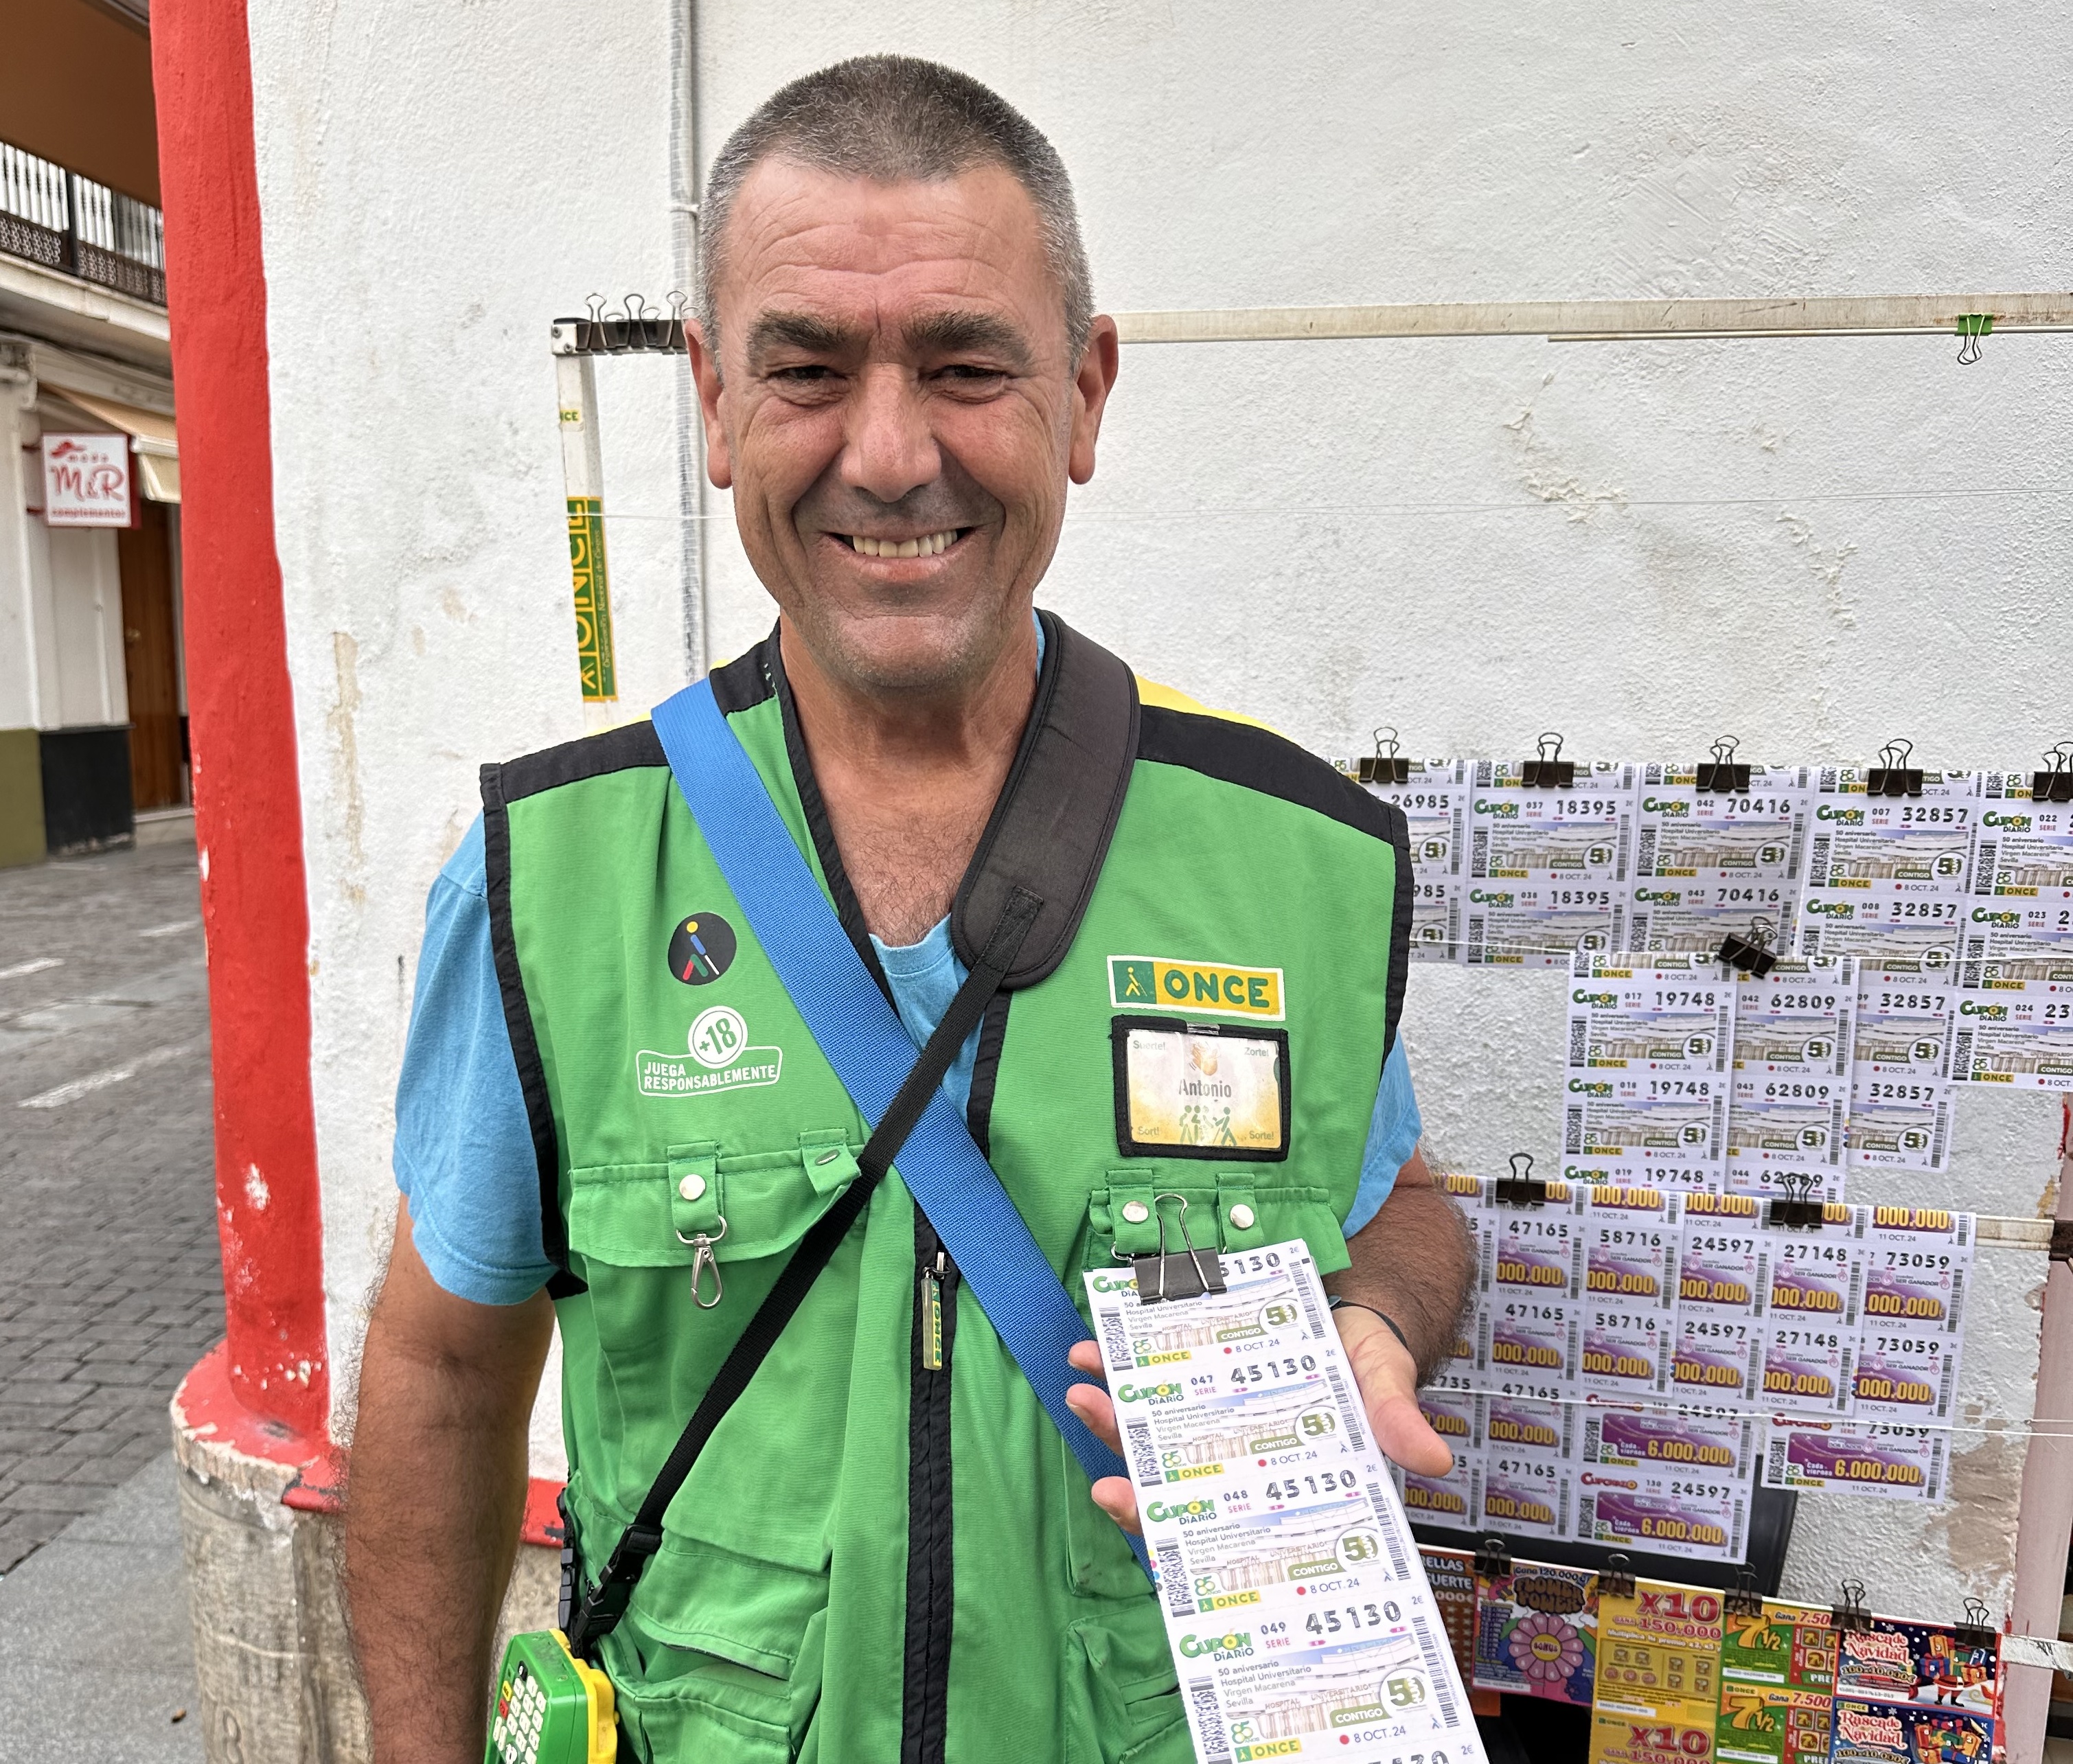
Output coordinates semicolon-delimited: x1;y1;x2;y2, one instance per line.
47;387;179;502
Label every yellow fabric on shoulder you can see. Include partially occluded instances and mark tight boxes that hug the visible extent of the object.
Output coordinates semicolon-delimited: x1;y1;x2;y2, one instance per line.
1134;674;1283;736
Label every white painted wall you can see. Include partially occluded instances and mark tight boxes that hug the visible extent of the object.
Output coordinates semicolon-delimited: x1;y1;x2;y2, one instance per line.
244;0;2073;1614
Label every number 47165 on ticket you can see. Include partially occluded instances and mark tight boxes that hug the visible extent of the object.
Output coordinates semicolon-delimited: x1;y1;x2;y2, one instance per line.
1086;1241;1488;1764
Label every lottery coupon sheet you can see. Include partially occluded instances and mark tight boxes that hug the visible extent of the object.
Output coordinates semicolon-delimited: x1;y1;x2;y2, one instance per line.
1949;980;2073;1089
1735;959;1856;1080
1859;1209;1973;1338
1730;958;1856;1195
1960;897;2073;987
1761;1420;1949;1502
1632;765;1812;954
1466;761;1636;967
1085;1245;1487;1764
1563;952;1732;1189
1805;770;1982;893
1366;761;1471;963
1975;779;2073;893
1845;974;1955;1174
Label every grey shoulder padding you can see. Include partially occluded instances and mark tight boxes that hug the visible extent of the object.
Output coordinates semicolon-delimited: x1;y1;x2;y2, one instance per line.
950;612;1141;989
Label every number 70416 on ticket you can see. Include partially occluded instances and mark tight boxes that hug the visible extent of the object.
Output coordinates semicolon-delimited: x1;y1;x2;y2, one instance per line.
1086;1242;1488;1764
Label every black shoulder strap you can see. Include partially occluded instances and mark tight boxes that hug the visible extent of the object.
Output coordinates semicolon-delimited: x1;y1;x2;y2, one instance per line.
950;611;1140;988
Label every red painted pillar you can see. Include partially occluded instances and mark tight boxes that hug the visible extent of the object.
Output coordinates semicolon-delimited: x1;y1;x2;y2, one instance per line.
152;0;329;1443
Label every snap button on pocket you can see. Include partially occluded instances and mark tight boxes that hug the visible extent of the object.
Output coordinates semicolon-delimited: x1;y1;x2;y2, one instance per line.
1228;1202;1257;1230
678;1173;708;1202
1121;1200;1151;1225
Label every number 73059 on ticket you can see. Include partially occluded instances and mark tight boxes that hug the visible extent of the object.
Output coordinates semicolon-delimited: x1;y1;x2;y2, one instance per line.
1086;1242;1488;1764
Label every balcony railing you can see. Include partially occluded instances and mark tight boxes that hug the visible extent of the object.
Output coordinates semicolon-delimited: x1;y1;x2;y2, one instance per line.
0;139;166;307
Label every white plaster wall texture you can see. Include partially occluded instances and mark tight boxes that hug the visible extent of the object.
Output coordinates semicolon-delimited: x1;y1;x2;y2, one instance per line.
246;0;2071;1601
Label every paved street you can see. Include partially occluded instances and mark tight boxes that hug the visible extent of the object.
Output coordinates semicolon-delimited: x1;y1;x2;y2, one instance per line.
0;840;223;1574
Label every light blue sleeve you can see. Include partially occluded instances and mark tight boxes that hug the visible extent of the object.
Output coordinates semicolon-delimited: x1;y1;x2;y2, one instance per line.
391;816;558;1304
1340;1038;1421;1238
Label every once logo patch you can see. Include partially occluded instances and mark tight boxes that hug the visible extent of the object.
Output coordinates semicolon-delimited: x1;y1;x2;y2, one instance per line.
1109;955;1283;1021
667;912;737;985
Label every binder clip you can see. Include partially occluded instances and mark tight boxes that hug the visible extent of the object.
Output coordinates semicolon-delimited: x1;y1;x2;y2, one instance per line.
1359;727;1410;786
1520;731;1575;790
1494;1152;1549;1209
2032;743;2073;805
1598;1554;1637;1600
1474;1536;1513;1579
1725;1570;1765;1620
1951;1597;1997;1652
1767;1171;1826;1231
1125;1193;1226;1305
1695;736;1752;794
1866;740;1924;799
1832;1579;1871;1634
1719;916;1780;979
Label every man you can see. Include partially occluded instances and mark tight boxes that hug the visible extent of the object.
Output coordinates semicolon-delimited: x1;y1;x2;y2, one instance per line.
347;54;1474;1764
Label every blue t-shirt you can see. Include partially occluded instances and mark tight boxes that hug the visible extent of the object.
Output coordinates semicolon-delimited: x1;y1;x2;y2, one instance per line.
398;836;1421;1305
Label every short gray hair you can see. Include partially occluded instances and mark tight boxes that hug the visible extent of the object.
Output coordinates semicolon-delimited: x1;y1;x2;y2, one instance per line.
698;56;1093;361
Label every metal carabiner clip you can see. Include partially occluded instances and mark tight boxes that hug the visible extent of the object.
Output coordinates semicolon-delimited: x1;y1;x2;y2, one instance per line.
676;1214;729;1309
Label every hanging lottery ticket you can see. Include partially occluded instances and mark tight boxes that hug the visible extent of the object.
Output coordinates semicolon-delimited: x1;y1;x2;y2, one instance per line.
1798;894;1968;975
1805;768;1982;893
1761;1419;1949;1503
1766;1206;1868;1328
1572;1465;1751;1563
1085;1245;1488;1764
1478;1296;1583;1388
1757;1320;1857;1418
1976;775;2073;893
1845;1078;1956;1173
1579;1402;1759;1480
1480;1184;1586;1301
1857;1208;1973;1338
1476;1452;1575;1542
1676;1192;1770;1319
1726;956;1856;1199
1631;763;1811;954
1365;759;1471;964
1851;975;1956;1079
1960;896;2073;986
1561;954;1732;1190
1949;980;2073;1088
1478;1385;1577;1463
1581;1186;1683;1310
1465;757;1637;967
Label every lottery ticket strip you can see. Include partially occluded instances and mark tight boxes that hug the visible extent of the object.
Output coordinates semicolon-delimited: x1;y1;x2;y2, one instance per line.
1361;760;2073;1184
1084;1241;2024;1764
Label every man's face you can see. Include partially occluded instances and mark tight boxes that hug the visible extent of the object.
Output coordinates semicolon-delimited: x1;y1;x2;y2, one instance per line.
693;159;1118;696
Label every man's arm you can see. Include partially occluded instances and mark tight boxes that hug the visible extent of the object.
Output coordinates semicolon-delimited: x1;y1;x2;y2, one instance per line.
1066;1146;1474;1532
345;1198;556;1763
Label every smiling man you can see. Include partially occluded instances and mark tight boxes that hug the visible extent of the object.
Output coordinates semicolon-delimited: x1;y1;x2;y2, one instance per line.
345;56;1474;1764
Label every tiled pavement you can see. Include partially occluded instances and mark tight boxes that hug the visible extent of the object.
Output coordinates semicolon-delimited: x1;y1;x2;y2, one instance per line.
0;840;222;1574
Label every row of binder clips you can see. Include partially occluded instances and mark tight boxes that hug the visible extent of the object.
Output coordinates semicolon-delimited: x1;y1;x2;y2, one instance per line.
1485;1155;1831;1232
1467;1548;1997;1649
553;293;691;355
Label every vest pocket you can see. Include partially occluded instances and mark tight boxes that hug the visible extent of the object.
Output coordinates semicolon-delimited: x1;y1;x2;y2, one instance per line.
1079;1172;1352;1278
566;1130;862;1269
1060;1609;1192;1764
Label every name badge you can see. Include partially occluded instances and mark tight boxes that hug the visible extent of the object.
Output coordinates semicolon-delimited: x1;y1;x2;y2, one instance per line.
1110;1016;1290;1160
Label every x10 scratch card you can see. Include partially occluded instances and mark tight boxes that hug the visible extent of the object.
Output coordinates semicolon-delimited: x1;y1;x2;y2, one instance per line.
1085;1242;1487;1764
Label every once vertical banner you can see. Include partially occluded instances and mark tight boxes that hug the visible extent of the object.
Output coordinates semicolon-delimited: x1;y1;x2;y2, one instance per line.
566;494;617;702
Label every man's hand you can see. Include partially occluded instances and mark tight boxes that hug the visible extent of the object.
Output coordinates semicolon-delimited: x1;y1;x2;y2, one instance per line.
1062;1147;1475;1538
1064;1310;1454;1535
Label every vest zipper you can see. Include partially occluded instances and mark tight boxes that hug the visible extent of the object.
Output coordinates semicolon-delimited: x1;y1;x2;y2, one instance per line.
902;1220;958;1763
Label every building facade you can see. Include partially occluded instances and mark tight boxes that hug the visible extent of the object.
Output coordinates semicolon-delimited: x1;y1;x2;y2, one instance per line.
1;0;184;864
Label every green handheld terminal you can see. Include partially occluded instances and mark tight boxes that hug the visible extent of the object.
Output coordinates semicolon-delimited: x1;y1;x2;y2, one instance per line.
485;1629;616;1764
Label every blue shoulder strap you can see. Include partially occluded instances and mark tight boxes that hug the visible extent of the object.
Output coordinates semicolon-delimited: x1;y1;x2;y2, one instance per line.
650;679;1147;1572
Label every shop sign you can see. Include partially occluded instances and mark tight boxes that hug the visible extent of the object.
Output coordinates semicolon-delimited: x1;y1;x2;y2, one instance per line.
41;433;133;527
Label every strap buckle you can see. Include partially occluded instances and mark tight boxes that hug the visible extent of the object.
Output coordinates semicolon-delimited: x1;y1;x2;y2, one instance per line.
562;1520;664;1657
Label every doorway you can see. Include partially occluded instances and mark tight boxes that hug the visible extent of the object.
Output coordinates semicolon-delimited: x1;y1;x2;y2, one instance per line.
116;499;183;811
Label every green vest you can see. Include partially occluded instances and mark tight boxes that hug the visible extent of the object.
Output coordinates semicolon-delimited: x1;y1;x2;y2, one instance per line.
482;617;1410;1764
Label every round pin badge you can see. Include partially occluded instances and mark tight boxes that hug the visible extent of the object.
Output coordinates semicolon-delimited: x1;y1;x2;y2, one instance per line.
667;912;737;985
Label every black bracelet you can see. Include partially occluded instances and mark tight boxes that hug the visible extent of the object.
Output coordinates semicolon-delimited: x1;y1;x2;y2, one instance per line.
1328;1296;1410;1355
